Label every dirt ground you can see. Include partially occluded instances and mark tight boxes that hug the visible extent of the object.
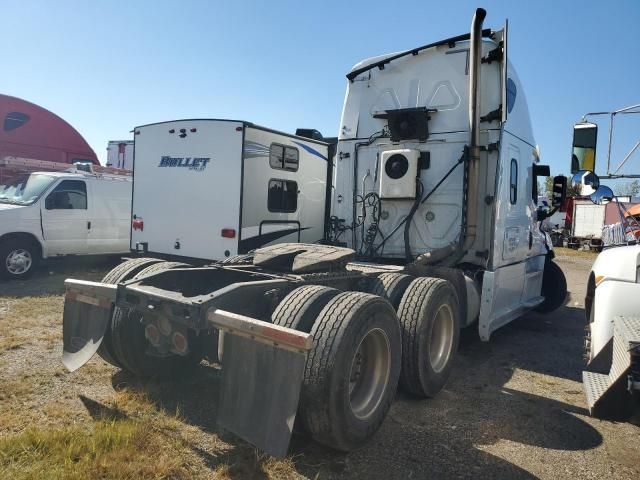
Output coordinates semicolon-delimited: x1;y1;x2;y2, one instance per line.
1;250;639;479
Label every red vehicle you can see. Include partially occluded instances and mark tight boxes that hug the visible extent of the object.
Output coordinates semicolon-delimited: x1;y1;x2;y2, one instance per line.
1;94;98;184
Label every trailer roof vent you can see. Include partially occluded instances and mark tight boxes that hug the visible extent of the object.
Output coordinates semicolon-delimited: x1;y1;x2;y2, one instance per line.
295;128;324;141
373;107;435;143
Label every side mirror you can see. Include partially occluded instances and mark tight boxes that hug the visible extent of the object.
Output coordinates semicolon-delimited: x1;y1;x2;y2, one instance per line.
571;170;600;197
571;122;598;174
590;185;614;205
551;175;567;208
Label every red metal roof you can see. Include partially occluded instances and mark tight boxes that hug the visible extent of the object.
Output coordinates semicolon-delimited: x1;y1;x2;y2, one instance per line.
0;94;98;165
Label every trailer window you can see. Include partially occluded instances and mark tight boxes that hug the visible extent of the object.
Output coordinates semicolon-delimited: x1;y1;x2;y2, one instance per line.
45;180;87;210
269;144;299;171
510;159;518;204
268;179;298;212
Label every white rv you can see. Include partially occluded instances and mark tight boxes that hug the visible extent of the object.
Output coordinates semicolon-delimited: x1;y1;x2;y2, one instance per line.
130;120;329;261
0;166;132;279
106;140;134;170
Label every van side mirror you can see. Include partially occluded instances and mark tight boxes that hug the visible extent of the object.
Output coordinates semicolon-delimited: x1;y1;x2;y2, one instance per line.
551;175;567;208
571;122;598;174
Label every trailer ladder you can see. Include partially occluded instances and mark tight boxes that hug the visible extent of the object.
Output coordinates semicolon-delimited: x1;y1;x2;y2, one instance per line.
583;316;640;418
0;156;131;176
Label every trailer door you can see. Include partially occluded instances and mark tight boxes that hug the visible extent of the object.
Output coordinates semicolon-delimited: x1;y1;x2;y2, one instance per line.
573;203;605;239
131;120;243;260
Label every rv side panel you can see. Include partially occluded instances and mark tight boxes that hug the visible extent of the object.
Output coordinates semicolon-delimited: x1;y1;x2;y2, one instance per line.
239;127;327;252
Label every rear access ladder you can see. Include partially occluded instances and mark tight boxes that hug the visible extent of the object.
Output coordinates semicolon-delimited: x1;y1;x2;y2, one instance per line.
583;316;640;418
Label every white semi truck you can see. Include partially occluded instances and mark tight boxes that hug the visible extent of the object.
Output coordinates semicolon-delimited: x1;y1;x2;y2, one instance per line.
61;9;568;456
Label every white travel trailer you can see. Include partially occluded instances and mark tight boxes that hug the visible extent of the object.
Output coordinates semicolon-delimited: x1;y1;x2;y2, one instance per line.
62;9;567;458
129;120;329;261
106;140;134;170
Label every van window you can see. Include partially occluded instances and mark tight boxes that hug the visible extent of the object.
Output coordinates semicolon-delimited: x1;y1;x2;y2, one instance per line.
510;159;518;205
0;173;55;206
4;112;30;132
45;180;87;210
269;144;299;171
268;179;297;212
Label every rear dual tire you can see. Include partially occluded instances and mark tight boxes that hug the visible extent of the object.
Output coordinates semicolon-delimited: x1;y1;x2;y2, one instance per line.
273;287;402;452
97;257;163;368
98;258;201;378
366;273;461;398
397;277;461;397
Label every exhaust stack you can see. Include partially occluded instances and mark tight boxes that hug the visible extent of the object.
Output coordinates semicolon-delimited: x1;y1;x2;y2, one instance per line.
416;7;486;266
463;7;486;255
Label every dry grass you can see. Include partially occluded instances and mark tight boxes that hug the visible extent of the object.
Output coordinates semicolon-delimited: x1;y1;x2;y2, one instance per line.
0;386;202;479
0;386;306;479
554;246;599;259
0;296;63;351
0;419;193;480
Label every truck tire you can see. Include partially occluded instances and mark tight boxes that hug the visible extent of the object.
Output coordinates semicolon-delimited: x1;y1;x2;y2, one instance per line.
0;238;40;280
220;253;253;265
367;273;413;309
97;257;164;368
397;277;460;397
110;261;202;378
271;285;340;332
299;291;401;451
534;260;567;313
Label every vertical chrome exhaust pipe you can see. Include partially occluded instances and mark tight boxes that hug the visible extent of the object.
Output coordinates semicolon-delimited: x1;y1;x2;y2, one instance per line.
415;7;487;267
462;7;486;253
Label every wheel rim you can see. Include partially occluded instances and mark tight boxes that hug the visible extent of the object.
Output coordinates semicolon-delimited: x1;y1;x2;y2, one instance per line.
6;248;32;275
349;326;391;420
429;304;454;373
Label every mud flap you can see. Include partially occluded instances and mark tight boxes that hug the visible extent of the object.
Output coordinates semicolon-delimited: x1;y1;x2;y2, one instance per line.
62;280;117;372
208;309;312;458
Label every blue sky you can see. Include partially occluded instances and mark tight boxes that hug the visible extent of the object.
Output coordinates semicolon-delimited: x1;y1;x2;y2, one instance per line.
2;0;639;187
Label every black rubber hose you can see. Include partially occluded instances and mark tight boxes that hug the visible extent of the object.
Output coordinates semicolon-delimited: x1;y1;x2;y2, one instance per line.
404;178;424;262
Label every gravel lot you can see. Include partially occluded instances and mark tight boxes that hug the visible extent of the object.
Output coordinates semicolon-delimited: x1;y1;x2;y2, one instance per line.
1;250;639;479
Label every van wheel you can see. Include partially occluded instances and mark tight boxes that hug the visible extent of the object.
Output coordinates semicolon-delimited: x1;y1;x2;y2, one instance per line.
110;261;202;378
299;292;401;451
97;257;164;368
397;277;460;397
271;285;340;332
534;260;567;313
0;239;40;280
367;273;413;309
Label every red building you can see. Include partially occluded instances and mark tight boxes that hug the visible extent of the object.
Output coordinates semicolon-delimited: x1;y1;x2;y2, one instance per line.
0;94;98;184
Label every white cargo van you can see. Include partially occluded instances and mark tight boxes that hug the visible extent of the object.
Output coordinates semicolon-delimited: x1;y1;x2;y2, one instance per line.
0;169;132;279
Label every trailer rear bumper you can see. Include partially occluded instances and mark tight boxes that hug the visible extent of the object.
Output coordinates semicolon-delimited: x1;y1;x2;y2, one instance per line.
61;278;313;457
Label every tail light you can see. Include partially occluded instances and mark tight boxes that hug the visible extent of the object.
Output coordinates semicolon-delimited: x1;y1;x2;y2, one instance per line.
132;219;144;231
221;228;236;238
172;332;188;355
